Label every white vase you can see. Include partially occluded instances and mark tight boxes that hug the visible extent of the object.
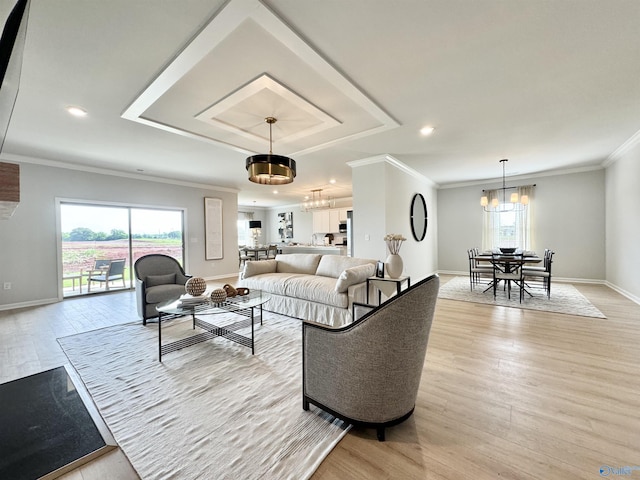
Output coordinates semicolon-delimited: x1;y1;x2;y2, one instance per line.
385;253;403;279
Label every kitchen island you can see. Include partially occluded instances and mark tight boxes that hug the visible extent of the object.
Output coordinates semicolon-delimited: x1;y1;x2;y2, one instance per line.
279;245;347;256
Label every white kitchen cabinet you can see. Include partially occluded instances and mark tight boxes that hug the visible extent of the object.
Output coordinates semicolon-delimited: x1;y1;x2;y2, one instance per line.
329;209;341;231
312;210;331;233
313;207;352;233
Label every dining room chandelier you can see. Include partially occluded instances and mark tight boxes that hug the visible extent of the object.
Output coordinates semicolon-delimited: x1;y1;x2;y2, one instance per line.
481;159;535;213
302;189;335;211
246;117;296;185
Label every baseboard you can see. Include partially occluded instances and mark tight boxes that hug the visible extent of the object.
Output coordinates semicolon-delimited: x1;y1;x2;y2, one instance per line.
0;297;59;312
436;270;608;286
605;281;640;306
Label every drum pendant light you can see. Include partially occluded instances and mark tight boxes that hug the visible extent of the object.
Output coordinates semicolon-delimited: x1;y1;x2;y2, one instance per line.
246;117;296;185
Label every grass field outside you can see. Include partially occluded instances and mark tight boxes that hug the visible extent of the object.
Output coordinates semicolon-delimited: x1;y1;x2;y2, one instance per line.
62;239;183;292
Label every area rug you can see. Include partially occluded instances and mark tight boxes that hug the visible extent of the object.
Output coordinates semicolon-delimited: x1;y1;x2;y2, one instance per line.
57;312;350;480
438;276;606;318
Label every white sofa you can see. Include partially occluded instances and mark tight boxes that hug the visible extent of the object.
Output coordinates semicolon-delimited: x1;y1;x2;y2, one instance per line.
239;253;377;327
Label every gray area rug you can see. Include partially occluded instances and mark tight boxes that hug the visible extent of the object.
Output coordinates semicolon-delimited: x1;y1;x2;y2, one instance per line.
58;312;350;480
439;276;606;318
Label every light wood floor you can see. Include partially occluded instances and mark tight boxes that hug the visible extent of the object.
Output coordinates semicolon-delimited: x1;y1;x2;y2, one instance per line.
1;276;639;479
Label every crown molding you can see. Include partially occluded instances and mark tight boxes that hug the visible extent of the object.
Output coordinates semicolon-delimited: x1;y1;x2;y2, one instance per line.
603;127;640;167
0;152;239;193
439;165;604;190
347;154;438;188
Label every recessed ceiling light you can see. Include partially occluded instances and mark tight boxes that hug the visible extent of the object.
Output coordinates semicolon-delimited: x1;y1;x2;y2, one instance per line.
329;178;336;184
273;190;279;194
420;126;435;136
66;106;87;117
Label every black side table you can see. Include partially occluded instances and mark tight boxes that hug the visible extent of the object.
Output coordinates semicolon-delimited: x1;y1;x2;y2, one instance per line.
366;276;411;305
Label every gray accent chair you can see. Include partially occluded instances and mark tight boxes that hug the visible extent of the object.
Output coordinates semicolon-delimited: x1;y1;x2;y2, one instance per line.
302;273;439;441
134;254;191;324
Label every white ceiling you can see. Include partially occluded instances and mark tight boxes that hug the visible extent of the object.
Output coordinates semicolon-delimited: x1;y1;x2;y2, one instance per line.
3;0;640;207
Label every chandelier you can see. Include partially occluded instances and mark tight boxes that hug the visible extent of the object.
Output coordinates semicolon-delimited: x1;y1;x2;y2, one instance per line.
302;189;335;211
246;117;296;185
481;159;534;213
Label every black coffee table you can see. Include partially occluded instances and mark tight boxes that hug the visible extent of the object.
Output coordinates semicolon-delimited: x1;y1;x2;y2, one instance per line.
155;290;271;361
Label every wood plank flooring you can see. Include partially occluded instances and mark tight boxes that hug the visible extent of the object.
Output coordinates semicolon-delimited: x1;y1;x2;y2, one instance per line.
1;276;639;479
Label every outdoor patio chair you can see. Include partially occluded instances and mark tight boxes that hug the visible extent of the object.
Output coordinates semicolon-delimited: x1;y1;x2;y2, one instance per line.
87;259;126;292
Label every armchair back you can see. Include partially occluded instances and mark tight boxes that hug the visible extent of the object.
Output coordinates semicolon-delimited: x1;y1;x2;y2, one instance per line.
134;254;190;323
302;274;440;441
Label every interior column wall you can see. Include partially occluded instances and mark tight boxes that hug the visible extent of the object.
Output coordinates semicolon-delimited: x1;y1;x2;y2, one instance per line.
606;144;640;302
351;157;438;282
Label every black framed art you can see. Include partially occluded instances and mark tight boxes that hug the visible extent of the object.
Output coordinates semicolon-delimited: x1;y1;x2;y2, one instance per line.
375;261;385;278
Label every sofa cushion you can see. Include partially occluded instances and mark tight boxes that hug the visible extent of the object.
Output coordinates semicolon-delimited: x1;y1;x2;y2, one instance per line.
243;259;277;278
275;254;322;275
146;273;176;287
240;272;301;296
315;255;377;278
285;275;349;308
146;283;185;304
335;264;376;293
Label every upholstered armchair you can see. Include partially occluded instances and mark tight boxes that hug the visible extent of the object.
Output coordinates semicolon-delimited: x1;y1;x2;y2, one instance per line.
134;254;191;324
302;274;440;441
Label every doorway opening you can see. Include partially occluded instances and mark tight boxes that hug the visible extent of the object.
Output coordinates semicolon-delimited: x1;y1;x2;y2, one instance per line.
60;203;184;297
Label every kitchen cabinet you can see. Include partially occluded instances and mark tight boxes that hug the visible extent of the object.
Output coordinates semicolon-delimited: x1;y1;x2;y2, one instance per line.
312;210;330;233
329;209;341;231
312;207;352;233
313;207;352;233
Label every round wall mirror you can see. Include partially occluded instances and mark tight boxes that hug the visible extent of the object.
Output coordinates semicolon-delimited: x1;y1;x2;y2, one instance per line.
410;193;428;242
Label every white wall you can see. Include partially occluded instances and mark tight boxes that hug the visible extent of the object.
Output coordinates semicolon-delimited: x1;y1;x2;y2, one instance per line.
438;169;606;281
606;144;640;302
352;157;438;282
0;162;239;309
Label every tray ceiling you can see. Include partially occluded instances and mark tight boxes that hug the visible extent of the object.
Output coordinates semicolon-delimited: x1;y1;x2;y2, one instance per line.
122;0;399;157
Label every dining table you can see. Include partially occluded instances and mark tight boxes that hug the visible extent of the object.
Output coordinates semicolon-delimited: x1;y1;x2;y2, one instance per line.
242;246;269;261
475;252;543;296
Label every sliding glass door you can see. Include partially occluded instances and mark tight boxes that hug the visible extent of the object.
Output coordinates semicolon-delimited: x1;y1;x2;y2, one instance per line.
60;203;184;297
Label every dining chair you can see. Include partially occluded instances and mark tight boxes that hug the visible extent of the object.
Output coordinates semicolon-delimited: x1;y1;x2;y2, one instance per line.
266;244;278;259
521;248;550;273
238;248;250;268
491;253;525;302
467;249;492;290
522;250;554;298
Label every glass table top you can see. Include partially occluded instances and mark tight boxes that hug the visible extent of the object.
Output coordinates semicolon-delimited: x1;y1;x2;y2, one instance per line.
156;289;272;315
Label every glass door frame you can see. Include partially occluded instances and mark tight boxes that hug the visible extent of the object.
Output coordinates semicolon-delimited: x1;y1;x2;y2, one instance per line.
55;198;187;300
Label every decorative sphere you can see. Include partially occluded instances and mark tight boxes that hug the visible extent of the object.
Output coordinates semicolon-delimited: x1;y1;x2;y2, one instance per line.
210;288;227;304
185;277;207;296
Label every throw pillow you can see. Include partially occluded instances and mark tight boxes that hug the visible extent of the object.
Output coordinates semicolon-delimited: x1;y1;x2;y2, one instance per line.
334;264;375;293
243;259;277;278
146;273;176;287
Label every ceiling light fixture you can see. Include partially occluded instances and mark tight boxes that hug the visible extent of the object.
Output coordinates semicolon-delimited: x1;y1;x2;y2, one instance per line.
246;117;296;185
481;159;535;213
302;189;334;212
66;106;87;117
420;126;435;136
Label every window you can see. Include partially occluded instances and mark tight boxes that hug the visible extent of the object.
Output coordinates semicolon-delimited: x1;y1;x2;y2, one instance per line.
482;187;533;251
237;211;253;246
